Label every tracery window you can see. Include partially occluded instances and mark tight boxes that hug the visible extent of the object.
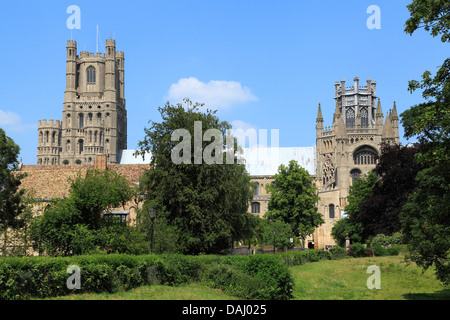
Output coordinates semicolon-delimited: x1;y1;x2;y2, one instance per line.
86;66;96;84
251;202;260;214
346;108;355;128
361;107;369;127
353;147;377;165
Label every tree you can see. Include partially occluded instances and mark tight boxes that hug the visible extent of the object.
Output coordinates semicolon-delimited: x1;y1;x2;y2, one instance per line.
136;99;254;254
399;0;450;285
356;144;421;240
31;169;136;256
0;128;27;255
265;160;323;247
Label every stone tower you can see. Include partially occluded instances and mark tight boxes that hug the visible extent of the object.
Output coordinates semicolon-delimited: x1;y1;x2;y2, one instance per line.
37;39;127;166
311;77;399;249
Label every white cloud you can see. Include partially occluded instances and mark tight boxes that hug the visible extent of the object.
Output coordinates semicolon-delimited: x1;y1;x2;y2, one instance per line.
0;109;36;132
0;109;21;126
166;77;258;109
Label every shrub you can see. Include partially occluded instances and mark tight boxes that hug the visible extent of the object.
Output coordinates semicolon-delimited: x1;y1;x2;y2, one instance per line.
372;244;386;256
0;253;295;300
350;243;367;257
329;246;347;259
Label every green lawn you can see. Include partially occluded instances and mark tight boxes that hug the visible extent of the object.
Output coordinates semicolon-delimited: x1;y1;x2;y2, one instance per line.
45;254;450;300
291;254;450;300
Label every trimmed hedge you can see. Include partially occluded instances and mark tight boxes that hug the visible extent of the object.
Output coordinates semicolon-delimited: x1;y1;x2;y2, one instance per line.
0;253;296;300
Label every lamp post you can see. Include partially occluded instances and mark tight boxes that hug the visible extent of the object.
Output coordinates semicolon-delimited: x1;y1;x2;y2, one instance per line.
148;207;156;254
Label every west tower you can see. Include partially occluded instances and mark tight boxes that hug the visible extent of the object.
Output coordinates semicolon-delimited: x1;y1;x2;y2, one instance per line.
37;39;127;166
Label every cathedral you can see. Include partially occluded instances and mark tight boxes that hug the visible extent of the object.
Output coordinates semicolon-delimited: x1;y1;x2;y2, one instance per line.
24;39;399;250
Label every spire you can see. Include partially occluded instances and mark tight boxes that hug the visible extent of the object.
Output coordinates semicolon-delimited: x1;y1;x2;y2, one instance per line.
316;103;323;131
382;111;394;138
316;103;323;120
376;98;382;116
391;101;398;119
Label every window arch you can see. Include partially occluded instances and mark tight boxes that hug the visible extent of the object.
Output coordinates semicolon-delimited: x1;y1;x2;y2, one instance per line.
346;108;355;128
354;146;377;165
254;182;260;196
78;139;84;154
361;107;369;127
86;66;96;84
79;114;84;129
329;204;335;219
251;202;260;214
350;168;362;184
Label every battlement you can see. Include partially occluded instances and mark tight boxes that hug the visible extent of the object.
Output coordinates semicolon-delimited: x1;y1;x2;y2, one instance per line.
335;77;376;96
79;51;106;58
67;40;77;47
116;51;124;58
106;39;116;47
38;119;62;128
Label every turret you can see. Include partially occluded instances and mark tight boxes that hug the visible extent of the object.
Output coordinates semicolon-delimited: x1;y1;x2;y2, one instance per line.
105;38;116;101
65;40;77;100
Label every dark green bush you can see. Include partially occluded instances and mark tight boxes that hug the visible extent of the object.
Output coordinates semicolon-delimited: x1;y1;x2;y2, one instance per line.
350;243;367;257
329;246;347;259
0;253;294;300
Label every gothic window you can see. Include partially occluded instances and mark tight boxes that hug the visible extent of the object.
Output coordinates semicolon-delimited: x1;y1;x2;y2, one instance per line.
45;131;49;143
88;113;93;122
350;168;361;184
79;114;84;129
346;108;355;128
251;202;260;214
78;139;84;154
329;204;335;219
86;66;96;84
52;132;56;145
361;107;369;127
254;183;260;196
353;147;377;165
97;113;102;121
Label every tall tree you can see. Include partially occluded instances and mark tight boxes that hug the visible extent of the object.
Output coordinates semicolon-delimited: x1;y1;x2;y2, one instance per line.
0;128;26;254
400;0;450;285
356;144;421;239
265;160;323;247
136;99;254;254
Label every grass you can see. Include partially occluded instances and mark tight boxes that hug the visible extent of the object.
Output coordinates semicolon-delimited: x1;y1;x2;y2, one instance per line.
45;283;238;300
42;253;450;300
291;254;450;300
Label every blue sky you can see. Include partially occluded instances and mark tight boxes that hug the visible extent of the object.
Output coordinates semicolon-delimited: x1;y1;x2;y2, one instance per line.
0;0;448;165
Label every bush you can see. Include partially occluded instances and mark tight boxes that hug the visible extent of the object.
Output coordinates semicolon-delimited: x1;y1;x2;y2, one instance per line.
349;243;367;257
329;246;347;259
0;253;295;300
372;244;386;256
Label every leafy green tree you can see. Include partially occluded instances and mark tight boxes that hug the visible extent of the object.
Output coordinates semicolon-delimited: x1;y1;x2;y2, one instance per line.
0;128;27;255
136;99;254;254
399;0;450;285
265;160;323;247
31;169;136;256
330;217;363;248
256;218;295;250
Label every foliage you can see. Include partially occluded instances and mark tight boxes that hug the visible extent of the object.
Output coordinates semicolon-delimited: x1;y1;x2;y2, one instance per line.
369;232;404;248
253;218;295;250
0;128;27;250
399;0;450;286
330;217;363;248
349;243;367;258
30;169;137;256
0;253;294;300
136;99;254;254
356;144;422;239
265;160;323;246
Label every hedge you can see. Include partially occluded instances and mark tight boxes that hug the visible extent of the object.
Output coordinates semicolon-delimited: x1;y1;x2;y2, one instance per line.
0;253;296;300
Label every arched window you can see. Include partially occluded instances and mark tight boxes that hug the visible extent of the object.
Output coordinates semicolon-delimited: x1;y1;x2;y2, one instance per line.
350;168;362;184
251;202;260;214
254;183;260;196
86;66;96;84
354;147;377;165
78;139;84;154
361;107;369;127
79;114;84;129
346;108;355;128
329;204;335;219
